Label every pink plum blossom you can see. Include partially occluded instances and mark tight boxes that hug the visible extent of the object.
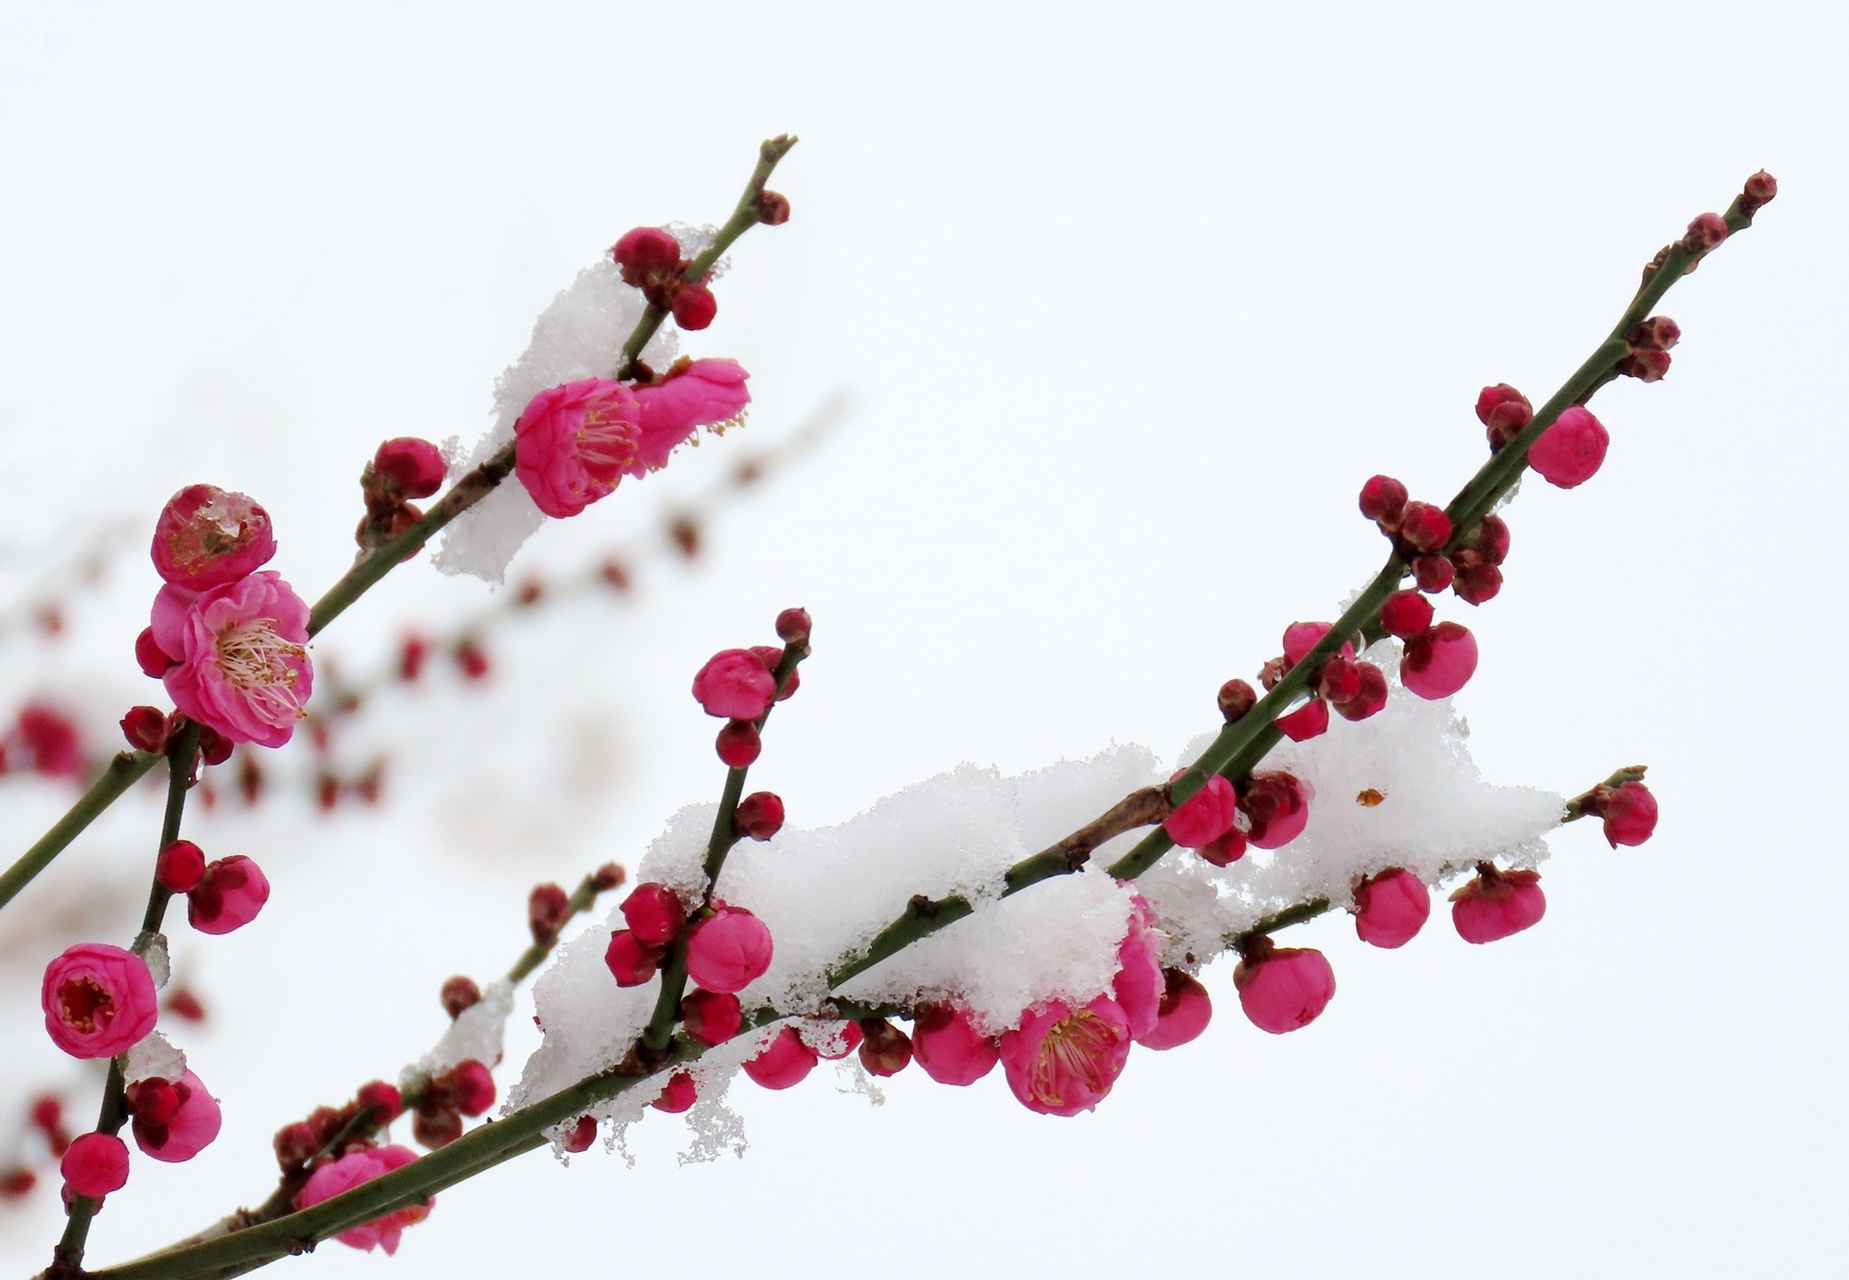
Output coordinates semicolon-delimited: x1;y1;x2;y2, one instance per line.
61;1133;129;1200
187;855;270;935
1163;773;1238;848
1136;970;1213;1050
296;1145;431;1254
743;1027;819;1090
684;907;774;994
150;572;312;748
151;484;276;591
41;943;158;1060
1353;868;1431;949
1401;621;1479;700
912;1005;1000;1086
630;359;750;473
999;996;1134;1117
130;1071;222;1163
512;379;642;519
1112;897;1165;1040
1451;868;1546;943
1527;406;1609;488
692;649;777;720
1235;945;1336;1034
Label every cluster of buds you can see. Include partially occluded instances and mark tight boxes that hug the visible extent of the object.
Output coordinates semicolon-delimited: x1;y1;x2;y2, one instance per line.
273;1079;406;1175
1255;620;1390;741
155;840;271;935
611;226;722;331
1619;315;1680;383
356;436;448;553
272;1082;435;1253
411;1062;495;1150
1164;762;1312;868
692;606;810;767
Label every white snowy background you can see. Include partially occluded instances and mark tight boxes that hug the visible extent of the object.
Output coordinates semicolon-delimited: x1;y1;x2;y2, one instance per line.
0;3;1842;1277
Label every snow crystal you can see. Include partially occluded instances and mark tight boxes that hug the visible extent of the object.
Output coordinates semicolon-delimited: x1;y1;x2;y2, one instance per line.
433;257;680;584
124;1031;186;1085
677;1096;748;1166
134;931;170;989
413;979;514;1080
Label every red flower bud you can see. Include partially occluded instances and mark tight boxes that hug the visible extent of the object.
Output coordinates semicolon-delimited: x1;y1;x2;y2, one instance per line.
671;282;718;331
1396;501;1452;555
1379;590;1433;639
733;791;786;841
440;975;481;1018
1358;474;1408;526
621;883;687;946
155;840;206;894
604;930;665;987
775;606;812;647
121;706;171;754
716;719;762;768
681;989;743;1046
857;1019;913;1077
1216;678;1257;722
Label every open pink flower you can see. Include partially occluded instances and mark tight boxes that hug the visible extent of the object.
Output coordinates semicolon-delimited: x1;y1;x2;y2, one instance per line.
1235;945;1336;1034
513;379;642;518
1353;868;1431;949
1112;897;1165;1039
742;1027;819;1090
685;907;774;994
61;1133;129;1200
187;855;270;935
41;943;158;1060
1137;969;1213;1050
912;1005;1000;1086
151;484;276;591
150;572;312;748
1451;867;1546;943
296;1145;431;1254
629;359;750;474
999;996;1133;1117
129;1070;222;1163
1401;622;1478;701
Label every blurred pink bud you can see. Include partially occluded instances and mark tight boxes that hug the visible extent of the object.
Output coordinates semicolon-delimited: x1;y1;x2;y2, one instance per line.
912;1005;1000;1086
132;1070;222;1163
1234;945;1336;1034
155;840;206;894
151;485;276;592
622;883;687;946
1740;170;1777;213
611;226;682;277
1451;867;1546;943
1411;554;1455;593
1331;661;1388;721
121;705;171;754
1528;406;1609;489
41;943;158;1059
1450;552;1503;606
999;997;1132;1116
775;607;812;647
733;791;785;841
1317;655;1363;704
1618;349;1672;382
528;883;571;944
1164;773;1239;848
694;649;777;719
1379;590;1434;640
1397;501;1452;555
1112;897;1165;1039
716;720;762;767
136;627;176;678
743;1027;819;1090
1137;969;1213;1051
1475;384;1534;449
858;1019;914;1076
561;1116;598;1153
61;1133;129;1199
373;438;447;500
152;572;313;748
1353;868;1431;949
1401;621;1479;700
1625;316;1681;351
651;1071;699;1113
1243;772;1311;850
603;930;664;987
440;1061;495;1117
681;989;743;1045
358;1081;404;1124
671;282;718;330
513;379;641;518
187;856;270;935
685;907;774;994
1359;475;1408;526
1276;695;1330;742
296;1145;430;1254
1683;211;1729;251
440;976;481;1018
1198;826;1248;867
1598;781;1659;847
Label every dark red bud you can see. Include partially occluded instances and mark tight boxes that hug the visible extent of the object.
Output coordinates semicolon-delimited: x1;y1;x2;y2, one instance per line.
1217;678;1258;722
440;975;481;1019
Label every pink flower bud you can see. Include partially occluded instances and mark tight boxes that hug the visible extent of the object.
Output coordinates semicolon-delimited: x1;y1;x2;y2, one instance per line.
671;282;718;330
1359;474;1408;526
440;976;481;1018
61;1133;129;1200
1740;170;1778;213
1353;868;1431;949
41;943;158;1060
440;1061;495;1117
1625;316;1681;352
373;438;447;499
592;862;627;893
296;1145;431;1254
1528;406;1609;489
136;627;175;678
152;572;314;748
528;883;571;944
1217;678;1258;722
1617;349;1672;382
1471;514;1511;564
151;485;277;591
1397;501;1453;555
1476;384;1534;449
621;883;687;946
611;226;682;277
1234;945;1336;1034
681;989;743;1046
685;907;774;994
1450;552;1503;606
121;705;171;754
1683;211;1729;251
2;1169;37;1199
1283;621;1355;667
131;1070;222;1163
1112;897;1165;1039
775;607;812;647
1401;621;1479;700
1198;827;1248;867
716;719;762;767
1242;772;1311;850
187;855;270;935
127;1080;180;1126
1136;969;1213;1050
413;1107;462;1149
756;190;792;225
733;791;785;841
815;1020;864;1060
1411;554;1455;594
651;1071;698;1113
692;649;777;720
998;996;1132;1116
562;1116;598;1153
1316;656;1362;704
358;1081;404;1124
1380;590;1434;640
1450;867;1546;943
912;1005;1000;1086
1597;781;1659;847
513;379;642;519
858;1019;914;1076
1330;661;1388;721
1163;773;1239;848
155;840;206;894
742;1027;819;1090
1276;695;1330;742
603;930;664;987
